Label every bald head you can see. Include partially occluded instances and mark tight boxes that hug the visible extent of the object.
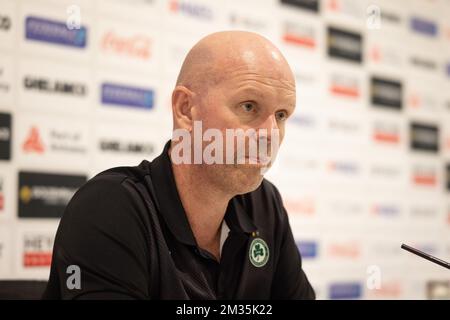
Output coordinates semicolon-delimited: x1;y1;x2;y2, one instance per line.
176;31;295;94
170;30;296;195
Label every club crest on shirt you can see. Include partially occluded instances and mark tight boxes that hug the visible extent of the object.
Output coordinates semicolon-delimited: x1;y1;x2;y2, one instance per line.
249;238;269;268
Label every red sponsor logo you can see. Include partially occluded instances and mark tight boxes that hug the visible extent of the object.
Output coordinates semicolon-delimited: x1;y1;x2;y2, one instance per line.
283;33;315;48
330;84;359;98
368;281;403;298
284;197;316;216
373;132;400;144
327;242;361;259
23;126;45;153
23;252;52;267
101;30;151;60
413;173;437;186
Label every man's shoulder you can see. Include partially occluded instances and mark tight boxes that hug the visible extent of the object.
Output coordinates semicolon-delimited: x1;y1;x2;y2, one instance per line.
91;160;152;186
64;160;154;216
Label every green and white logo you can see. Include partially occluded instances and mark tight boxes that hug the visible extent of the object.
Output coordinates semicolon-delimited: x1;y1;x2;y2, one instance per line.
249;238;269;268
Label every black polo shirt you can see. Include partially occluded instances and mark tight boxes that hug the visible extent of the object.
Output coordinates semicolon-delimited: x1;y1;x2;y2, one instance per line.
43;141;315;300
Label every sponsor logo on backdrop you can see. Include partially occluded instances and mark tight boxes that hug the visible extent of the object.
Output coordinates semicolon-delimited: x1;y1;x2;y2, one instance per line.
325;199;364;217
427;281;450;300
291;114;316;128
294;71;317;86
370;242;402;258
371;203;400;217
410;122;439;153
284;197;316;216
280;0;319;13
410;56;437;72
23;76;86;97
327;242;361;259
296;241;318;259
25;16;87;48
22;126;87;155
101;82;154;109
372;121;400;145
0;14;11;31
0;113;11;160
18;171;87;218
327;160;359;175
412;165;437;187
99;139;155;155
229;13;268;33
370;76;402;110
369;44;402;67
370;164;401;181
410;16;438;37
380;10;402;26
23;127;44;153
100;30;152;60
22;233;54;267
329;74;360;98
327;0;364;20
283;21;316;49
368;281;402;298
168;0;213;20
329;283;362;299
408;91;438;112
409;205;438;219
327;26;362;63
327;118;359;134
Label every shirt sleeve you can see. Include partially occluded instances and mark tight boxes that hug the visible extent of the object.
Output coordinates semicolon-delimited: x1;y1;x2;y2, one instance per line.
43;176;153;300
270;189;316;300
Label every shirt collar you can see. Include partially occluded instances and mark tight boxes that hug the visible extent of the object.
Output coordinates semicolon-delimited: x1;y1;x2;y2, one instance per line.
148;140;258;247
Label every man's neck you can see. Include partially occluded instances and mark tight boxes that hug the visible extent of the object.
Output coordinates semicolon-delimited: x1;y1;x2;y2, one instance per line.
170;160;231;260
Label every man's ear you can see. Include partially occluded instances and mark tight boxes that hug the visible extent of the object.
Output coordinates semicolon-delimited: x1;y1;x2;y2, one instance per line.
172;86;195;130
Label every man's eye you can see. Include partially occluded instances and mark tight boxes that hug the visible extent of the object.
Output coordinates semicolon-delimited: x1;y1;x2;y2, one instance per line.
241;102;255;113
275;110;288;121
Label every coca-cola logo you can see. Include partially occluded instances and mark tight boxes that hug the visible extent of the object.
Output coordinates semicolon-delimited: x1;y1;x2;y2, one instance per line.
101;30;151;60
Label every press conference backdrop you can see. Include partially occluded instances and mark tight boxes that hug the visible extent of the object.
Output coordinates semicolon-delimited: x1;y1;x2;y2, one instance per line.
0;0;449;299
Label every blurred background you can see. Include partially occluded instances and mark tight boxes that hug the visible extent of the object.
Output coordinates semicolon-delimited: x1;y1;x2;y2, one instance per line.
0;0;449;299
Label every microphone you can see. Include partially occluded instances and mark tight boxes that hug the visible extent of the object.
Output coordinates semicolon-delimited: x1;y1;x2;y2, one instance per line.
401;244;450;270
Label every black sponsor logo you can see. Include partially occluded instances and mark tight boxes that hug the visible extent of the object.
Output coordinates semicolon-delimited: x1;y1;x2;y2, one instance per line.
0;15;11;31
280;0;319;13
370;164;401;179
410;56;437;71
370;76;402;110
100;139;155;155
380;10;402;25
23;76;86;97
18;171;87;218
327;26;362;63
0;113;11;160
410;122;439;153
229;13;267;32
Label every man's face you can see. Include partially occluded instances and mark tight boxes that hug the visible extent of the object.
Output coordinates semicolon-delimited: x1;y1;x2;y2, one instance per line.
193;65;296;195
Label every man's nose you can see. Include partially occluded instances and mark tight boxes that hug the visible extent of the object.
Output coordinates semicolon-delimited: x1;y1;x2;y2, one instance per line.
260;114;278;133
254;114;278;143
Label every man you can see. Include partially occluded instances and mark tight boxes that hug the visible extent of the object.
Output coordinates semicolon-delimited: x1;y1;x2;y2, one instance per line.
43;31;315;299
